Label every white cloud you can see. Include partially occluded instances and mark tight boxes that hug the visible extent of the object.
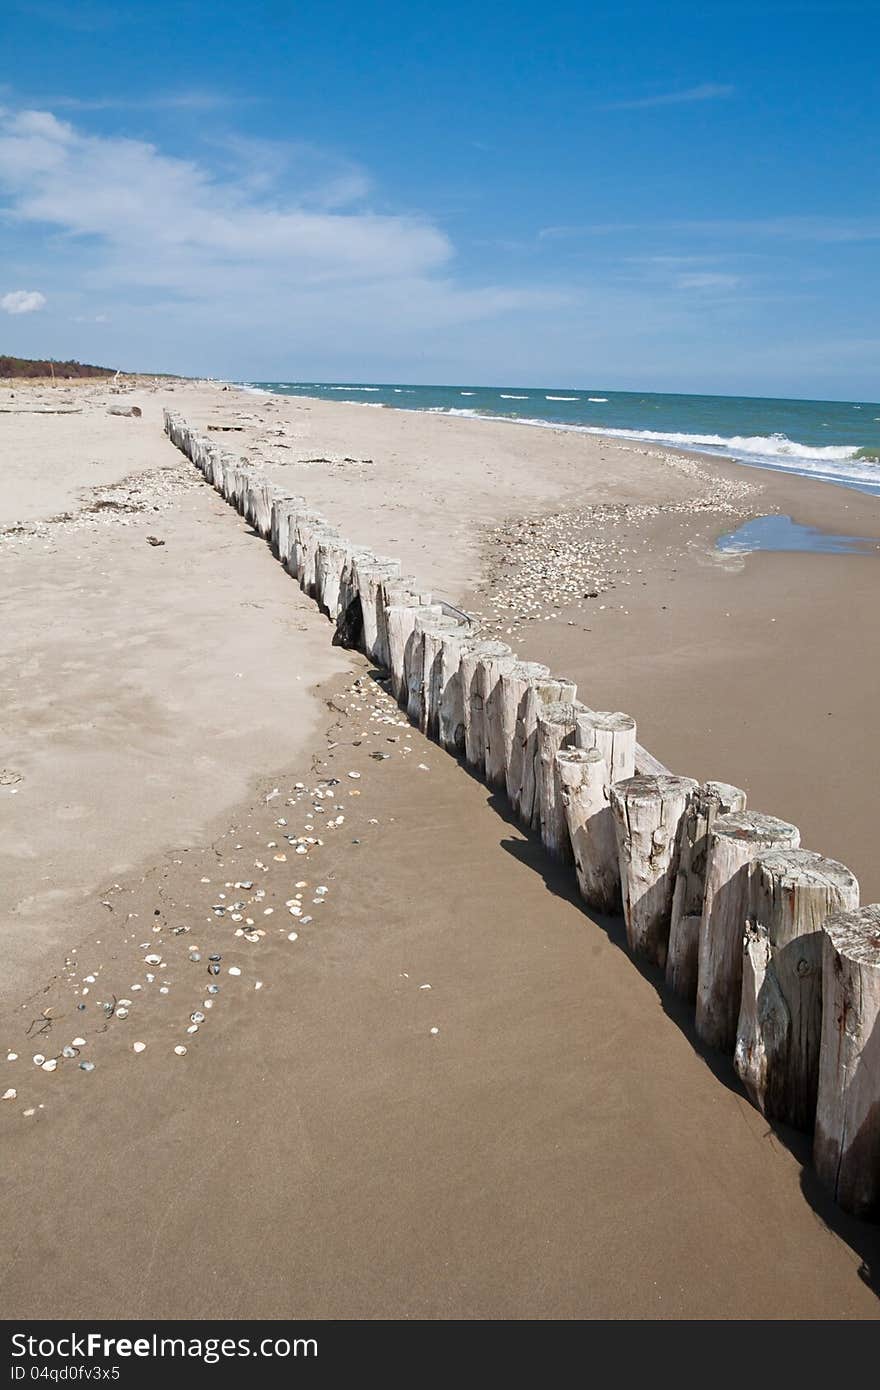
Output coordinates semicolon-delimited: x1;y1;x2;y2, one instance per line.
1;288;46;314
675;272;743;291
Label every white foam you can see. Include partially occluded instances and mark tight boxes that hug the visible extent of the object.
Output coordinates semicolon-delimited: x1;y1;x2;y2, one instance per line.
545;395;579;401
588;397;608;403
500;393;529;399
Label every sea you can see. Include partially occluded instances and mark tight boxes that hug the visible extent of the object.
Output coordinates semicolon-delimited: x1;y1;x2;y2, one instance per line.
244;382;880;497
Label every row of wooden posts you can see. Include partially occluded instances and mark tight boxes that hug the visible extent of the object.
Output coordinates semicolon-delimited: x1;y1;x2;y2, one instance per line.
164;409;880;1223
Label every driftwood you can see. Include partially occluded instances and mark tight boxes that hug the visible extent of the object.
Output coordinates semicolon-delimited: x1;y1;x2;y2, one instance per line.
695;811;801;1053
557;746;620;913
513;677;577;828
610;774;699;967
459;641;513;770
314;534;350;619
419;617;470;738
536;702;586;861
735;848;859;1131
575;710;636;783
666;781;747;1002
814;904;880;1219
404;609;449;725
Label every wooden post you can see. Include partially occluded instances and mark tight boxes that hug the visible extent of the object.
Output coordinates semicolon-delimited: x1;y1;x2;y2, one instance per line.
499;661;550;808
354;555;402;664
315;535;351;619
419;617;470;737
482;649;519;788
459;641;513;770
575;710;636;783
610;774;699;967
269;496;303;561
513;677;578;828
666;781;747;1003
376;576;427;671
814;904;880;1219
536;701;586;862
735;849;859;1131
437;629;478;755
557;746;620;913
695;811;801;1053
404;608;447;724
387;602;441;704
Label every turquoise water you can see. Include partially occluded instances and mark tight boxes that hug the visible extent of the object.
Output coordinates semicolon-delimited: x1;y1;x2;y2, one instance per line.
716;515;879;555
245;381;880;496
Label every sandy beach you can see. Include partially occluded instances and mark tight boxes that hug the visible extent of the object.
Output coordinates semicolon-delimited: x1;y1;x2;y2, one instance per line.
2;376;879;1319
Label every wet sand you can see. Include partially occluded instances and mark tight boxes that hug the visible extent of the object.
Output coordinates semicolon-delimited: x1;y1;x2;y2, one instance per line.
2;377;879;1319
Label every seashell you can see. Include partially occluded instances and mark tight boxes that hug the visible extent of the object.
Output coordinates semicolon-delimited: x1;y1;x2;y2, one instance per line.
144;954;161;965
186;1024;199;1034
79;1061;95;1072
7;1052;18;1062
208;963;220;975
115;1007;129;1019
118;999;132;1007
348;771;361;779
207;984;219;995
61;1045;79;1058
209;953;221;961
228;966;241;976
33;1054;45;1066
254;981;263;991
3;1088;16;1101
190;1012;205;1024
430;1027;439;1036
41;1058;58;1072
287;931;298;942
203;1000;213;1009
190;951;202;962
84;975;96;984
72;1038;86;1047
244;932;259;943
132;1042;146;1053
23;1107;36;1116
159;986;169;994
173;1045;187;1056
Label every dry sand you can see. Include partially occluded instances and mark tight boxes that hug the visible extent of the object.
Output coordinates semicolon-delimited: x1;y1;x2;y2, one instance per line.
1;377;878;1319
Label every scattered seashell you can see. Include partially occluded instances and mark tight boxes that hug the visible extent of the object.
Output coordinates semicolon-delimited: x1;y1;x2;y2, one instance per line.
228;966;241;976
23;1107;36;1116
72;1038;86;1047
419;984;432;990
207;963;220;976
430;1028;439;1036
186;1024;199;1034
190;1012;205;1024
41;1058;58;1072
61;1045;79;1059
33;1054;45;1066
207;984;219;995
115;1007;129;1019
254;981;263;991
209;953;221;961
3;1088;17;1100
132;1042;146;1053
287;931;298;942
173;1045;187;1056
144;954;161;965
6;1052;18;1062
79;1061;95;1072
347;771;361;779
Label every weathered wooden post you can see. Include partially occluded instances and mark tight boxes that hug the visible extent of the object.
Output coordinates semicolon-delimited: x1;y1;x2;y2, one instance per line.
557;746;620;912
666;781;747;1002
315;534;351;619
610;774;699;967
735;849;859;1131
459;641;513;770
387;602;442;704
575;710;636;782
437;628;479;755
482;649;519;789
269;496;303;561
695;811;801;1052
513;677;577;828
499;661;550;807
536;701;586;862
354;555;402;663
814;904;880;1219
404;608;449;724
420;617;470;738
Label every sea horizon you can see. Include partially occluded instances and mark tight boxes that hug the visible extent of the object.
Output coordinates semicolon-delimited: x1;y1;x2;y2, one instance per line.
244;379;880;496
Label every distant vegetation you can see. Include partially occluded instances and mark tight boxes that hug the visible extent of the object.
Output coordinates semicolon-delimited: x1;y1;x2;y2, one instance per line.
0;355;116;379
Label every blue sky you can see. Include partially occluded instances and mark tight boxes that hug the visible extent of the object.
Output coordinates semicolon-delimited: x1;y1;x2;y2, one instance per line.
1;0;878;397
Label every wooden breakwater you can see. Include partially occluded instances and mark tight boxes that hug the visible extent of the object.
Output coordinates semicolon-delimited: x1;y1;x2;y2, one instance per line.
164;409;880;1223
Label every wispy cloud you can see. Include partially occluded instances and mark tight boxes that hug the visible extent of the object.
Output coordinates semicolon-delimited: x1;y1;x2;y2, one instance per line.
603;83;736;111
2;288;46;314
36;90;248;113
